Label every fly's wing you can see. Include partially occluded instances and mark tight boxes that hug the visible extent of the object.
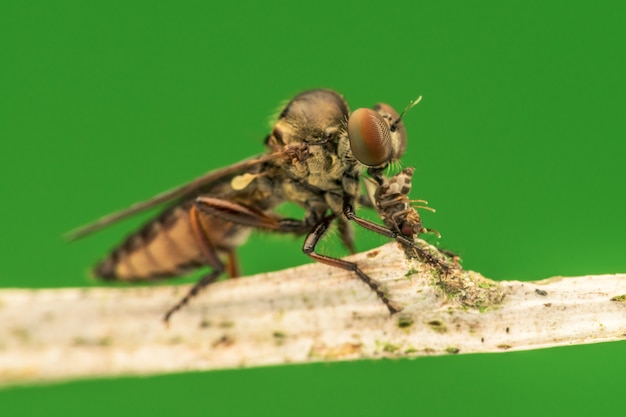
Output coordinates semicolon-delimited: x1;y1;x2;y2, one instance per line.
65;150;288;241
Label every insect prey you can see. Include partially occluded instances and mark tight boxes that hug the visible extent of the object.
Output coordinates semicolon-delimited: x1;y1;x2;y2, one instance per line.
365;167;454;267
67;89;441;322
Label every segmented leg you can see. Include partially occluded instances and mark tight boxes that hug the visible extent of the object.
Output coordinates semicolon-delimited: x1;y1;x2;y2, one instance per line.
337;216;356;254
343;204;452;272
302;215;399;314
167;195;424;322
164;197;313;322
226;250;241;278
195;196;311;234
163;204;226;323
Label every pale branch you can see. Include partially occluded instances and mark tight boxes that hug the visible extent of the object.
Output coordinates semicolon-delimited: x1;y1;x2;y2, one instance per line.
1;242;625;387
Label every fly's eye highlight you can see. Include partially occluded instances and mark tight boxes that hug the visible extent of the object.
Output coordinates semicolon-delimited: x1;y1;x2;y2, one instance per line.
347;108;392;167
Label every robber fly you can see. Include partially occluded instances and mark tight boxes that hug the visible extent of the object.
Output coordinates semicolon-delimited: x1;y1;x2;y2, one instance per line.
67;89;433;322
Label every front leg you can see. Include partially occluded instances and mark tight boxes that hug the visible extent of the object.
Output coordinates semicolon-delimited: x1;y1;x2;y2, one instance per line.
343;204;454;272
302;215;399;314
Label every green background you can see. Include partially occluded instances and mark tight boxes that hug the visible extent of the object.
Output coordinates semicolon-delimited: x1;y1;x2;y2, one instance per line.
1;0;625;416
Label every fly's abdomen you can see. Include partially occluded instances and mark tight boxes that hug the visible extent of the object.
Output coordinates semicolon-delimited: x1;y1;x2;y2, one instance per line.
94;205;205;281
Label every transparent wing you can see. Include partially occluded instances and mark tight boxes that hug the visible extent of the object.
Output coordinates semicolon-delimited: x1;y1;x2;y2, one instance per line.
65;150;291;241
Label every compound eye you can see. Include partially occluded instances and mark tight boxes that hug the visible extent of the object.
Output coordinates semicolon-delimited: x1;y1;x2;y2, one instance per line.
374;103;407;159
348;108;392;167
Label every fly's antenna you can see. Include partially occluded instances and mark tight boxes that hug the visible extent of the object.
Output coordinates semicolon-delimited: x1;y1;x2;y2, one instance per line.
391;96;422;131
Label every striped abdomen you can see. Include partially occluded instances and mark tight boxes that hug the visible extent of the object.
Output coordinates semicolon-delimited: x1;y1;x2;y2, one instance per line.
94;202;250;281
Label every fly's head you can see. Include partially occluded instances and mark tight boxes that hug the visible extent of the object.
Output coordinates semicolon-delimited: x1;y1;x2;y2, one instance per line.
346;97;422;181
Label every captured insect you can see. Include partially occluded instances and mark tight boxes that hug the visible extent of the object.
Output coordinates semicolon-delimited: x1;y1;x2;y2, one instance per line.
366;167;453;265
67;89;435;322
368;167;433;240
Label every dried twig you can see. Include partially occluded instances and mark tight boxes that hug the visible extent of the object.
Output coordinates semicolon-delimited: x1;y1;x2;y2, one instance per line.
1;241;625;387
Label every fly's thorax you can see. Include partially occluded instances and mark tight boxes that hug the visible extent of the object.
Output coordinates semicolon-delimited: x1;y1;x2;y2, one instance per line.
280;130;362;215
277;178;320;209
261;89;363;217
304;140;345;189
279;89;349;138
267;89;349;150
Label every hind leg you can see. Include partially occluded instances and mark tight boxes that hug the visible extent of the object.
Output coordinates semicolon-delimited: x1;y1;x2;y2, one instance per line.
164;197;311;323
163;204;227;323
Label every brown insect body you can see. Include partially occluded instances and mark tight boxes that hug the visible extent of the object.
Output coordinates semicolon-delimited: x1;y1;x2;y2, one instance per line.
94;90;356;281
94;183;255;281
68;89;429;321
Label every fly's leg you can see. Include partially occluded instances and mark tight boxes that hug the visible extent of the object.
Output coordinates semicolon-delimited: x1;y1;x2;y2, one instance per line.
303;215;399;314
195;197;311;234
436;248;461;265
337;217;356;254
343;204;453;272
226;251;241;278
164;197;313;322
169;196;400;321
357;193;375;209
163;204;226;323
198;198;399;313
